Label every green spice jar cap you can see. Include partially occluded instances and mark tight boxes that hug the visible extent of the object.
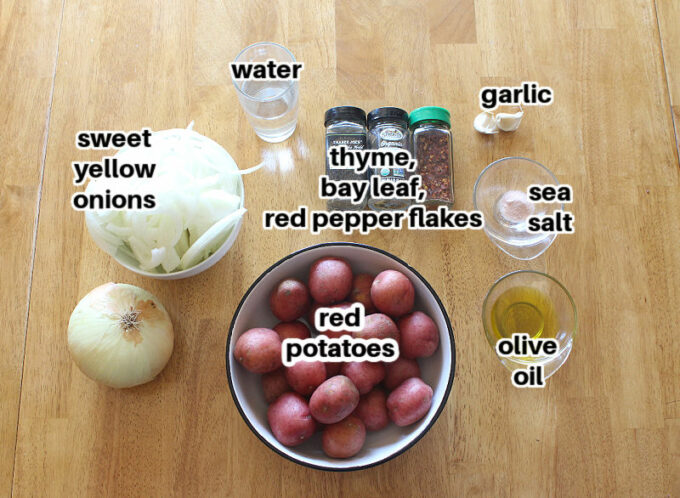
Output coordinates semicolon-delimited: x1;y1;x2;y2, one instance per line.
408;106;451;128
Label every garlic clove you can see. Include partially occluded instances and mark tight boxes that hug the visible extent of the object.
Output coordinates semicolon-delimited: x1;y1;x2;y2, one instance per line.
495;111;524;132
473;111;499;134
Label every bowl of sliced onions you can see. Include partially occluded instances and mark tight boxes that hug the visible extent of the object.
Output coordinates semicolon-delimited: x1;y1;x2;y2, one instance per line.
84;124;258;279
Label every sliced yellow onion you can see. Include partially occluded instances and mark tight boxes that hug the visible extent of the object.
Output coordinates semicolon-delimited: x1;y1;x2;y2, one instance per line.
84;125;262;273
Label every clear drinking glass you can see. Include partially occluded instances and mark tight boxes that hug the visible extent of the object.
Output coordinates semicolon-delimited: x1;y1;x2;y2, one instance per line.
231;42;299;143
473;157;563;260
482;270;577;380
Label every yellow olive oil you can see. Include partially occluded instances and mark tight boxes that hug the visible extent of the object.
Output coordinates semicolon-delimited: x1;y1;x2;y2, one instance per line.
490;286;558;341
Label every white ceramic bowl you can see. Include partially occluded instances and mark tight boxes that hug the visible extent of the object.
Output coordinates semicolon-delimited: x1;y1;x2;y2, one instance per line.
101;176;245;280
226;242;455;471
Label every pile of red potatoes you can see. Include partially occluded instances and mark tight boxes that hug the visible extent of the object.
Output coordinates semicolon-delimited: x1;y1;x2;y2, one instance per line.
234;256;440;459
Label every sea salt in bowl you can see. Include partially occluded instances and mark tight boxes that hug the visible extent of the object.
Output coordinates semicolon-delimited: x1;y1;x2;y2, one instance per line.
473;156;563;260
225;242;455;471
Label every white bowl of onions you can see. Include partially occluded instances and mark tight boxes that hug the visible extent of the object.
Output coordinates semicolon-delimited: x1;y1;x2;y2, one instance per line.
84;125;257;280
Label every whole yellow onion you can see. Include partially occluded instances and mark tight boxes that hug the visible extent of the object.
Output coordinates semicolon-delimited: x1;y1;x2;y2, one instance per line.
67;283;174;388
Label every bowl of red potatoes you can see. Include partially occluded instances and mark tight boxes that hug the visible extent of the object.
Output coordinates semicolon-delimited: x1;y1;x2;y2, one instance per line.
226;242;455;471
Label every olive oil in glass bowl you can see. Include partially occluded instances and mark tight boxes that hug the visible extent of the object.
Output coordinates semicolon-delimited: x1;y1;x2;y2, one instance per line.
483;270;577;379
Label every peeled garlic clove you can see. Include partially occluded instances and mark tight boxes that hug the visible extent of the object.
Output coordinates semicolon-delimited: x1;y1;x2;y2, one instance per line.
495;111;524;132
473;111;498;134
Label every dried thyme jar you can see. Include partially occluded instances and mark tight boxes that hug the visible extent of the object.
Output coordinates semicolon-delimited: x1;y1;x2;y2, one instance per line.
409;106;454;207
324;106;367;211
366;107;411;211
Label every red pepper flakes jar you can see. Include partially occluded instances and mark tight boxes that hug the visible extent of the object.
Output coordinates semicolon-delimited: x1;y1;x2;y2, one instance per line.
409;106;454;207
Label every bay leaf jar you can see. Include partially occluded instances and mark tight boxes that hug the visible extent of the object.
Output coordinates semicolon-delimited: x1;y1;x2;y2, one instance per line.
324;106;367;211
367;107;411;211
409;106;454;207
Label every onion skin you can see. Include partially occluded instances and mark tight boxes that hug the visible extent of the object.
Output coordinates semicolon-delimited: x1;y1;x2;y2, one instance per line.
67;283;174;388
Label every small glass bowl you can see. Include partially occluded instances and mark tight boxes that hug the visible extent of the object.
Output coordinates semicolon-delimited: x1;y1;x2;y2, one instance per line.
482;270;577;380
473;157;563;260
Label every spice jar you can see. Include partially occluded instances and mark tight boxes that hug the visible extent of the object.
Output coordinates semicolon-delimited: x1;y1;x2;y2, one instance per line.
366;107;411;211
324;106;367;211
409;106;454;207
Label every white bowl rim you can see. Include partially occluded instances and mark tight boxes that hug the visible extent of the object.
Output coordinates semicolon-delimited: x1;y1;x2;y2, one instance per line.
225;241;456;472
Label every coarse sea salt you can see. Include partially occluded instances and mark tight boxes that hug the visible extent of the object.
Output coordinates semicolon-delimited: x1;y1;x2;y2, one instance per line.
496;190;534;224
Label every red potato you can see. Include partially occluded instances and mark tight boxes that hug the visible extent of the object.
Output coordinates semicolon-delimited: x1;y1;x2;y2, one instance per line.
270;278;311;322
354;313;399;342
274;321;311;341
307;302;323;327
262;368;290;403
309;375;360;424
234;328;282;373
398;311;440;358
308;257;353;305
341;362;385;395
267;393;316;447
318;302;353;339
370;270;415;318
322;415;366;458
285;361;327;396
350;273;376;314
383;357;421;390
386;377;433;427
325;362;344;377
353;389;389;431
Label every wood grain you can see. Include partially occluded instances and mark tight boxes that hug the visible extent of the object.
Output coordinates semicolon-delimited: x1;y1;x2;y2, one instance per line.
4;0;680;496
0;0;63;495
657;0;680;159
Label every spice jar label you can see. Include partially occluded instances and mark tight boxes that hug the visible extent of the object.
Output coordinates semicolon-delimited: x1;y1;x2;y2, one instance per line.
325;135;368;178
326;135;366;151
376;130;407;179
379;128;404;142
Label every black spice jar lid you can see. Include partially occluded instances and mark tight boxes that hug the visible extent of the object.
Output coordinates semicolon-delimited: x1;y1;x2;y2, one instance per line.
324;106;366;127
367;107;409;128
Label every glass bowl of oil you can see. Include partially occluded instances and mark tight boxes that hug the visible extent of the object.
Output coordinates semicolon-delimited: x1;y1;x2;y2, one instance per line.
482;270;577;379
473;157;563;260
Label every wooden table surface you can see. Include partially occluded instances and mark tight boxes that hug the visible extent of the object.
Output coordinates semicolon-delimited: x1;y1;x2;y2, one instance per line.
2;0;679;496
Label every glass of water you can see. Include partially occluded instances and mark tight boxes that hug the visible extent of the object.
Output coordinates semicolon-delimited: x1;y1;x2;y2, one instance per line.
231;42;299;143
